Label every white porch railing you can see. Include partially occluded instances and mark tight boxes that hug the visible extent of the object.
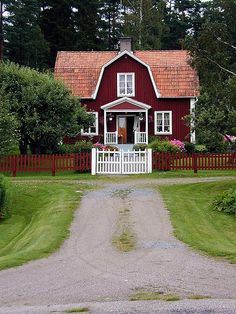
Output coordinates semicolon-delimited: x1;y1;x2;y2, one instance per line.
135;131;147;144
105;131;118;145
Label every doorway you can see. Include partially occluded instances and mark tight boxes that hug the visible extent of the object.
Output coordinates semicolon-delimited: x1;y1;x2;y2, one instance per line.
117;115;135;144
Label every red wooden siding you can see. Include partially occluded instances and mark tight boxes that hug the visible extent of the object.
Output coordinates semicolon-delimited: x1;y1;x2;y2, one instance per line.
81;54;191;142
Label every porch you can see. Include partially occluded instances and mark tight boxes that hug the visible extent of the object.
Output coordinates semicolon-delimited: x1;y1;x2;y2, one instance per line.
101;97;151;146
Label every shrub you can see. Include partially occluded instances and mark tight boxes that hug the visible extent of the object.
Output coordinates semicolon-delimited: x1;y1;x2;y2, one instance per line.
105;145;119;151
133;144;148;151
148;139;179;153
0;175;11;220
73;141;93;152
194;144;208;153
212;189;236;216
170;139;185;152
184;142;195;154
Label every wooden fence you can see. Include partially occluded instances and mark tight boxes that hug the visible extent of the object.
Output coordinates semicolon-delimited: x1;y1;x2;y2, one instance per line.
0;153;91;176
0;152;235;176
152;152;236;172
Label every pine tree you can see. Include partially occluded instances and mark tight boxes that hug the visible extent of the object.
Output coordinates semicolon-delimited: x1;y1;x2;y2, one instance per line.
121;0;166;50
5;0;49;68
40;0;76;67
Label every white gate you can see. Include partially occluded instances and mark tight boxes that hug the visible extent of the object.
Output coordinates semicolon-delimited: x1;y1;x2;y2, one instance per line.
91;148;152;175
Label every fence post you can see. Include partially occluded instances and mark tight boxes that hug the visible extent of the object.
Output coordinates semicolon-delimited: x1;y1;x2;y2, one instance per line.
193;153;198;173
147;148;152;173
91;148;96;175
51;154;55;176
13;155;17;177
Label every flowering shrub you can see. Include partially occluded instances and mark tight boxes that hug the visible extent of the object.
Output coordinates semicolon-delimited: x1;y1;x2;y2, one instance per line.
170;139;185;152
93;143;118;151
148;139;179;152
224;135;236;143
93;142;107;150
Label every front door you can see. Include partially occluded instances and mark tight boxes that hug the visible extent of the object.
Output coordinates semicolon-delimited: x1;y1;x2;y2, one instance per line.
118;116;135;144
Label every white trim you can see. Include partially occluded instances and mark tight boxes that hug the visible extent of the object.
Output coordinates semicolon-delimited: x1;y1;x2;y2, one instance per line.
81;112;99;136
154;111;172;135
117;72;135;97
92;50;161;99
101;97;151;111
190;98;197;143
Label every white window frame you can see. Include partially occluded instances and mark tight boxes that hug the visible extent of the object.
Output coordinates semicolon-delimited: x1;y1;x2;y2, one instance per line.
81;112;98;136
117;73;135;97
154;111;172;135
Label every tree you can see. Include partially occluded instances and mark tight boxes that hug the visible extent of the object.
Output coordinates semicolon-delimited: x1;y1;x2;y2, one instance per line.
121;0;167;50
4;0;49;68
0;98;18;155
185;0;236;151
0;62;93;154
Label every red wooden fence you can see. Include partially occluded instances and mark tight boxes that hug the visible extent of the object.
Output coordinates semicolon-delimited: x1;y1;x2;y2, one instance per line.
152;152;236;172
0;153;91;176
0;152;235;176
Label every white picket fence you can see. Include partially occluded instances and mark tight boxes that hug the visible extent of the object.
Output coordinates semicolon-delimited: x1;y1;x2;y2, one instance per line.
91;148;152;175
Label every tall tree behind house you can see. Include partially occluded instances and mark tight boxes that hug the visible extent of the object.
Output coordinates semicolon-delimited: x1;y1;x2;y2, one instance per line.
5;0;49;68
121;0;167;50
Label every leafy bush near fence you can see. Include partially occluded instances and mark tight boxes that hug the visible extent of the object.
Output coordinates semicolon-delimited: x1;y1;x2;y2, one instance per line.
212;189;236;216
148;139;180;153
57;141;93;153
0;175;11;219
133;143;148;151
194;144;208;153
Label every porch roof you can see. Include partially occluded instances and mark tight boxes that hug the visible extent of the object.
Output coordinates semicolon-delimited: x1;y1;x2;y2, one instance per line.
101;97;151;111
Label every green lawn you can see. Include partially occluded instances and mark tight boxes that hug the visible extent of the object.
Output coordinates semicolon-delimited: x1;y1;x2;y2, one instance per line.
159;180;236;263
0;181;90;270
5;169;236;182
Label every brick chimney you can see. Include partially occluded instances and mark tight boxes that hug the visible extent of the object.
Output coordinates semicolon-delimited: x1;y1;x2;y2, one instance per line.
119;37;132;53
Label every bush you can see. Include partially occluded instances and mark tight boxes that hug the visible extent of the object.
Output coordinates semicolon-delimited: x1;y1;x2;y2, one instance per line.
194;144;208;153
148;139;180;153
184;142;195;154
133;143;148;151
105;145;119;151
212;189;236;216
0;175;11;219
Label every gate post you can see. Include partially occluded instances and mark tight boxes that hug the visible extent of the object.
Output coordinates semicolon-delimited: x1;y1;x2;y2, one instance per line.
147;148;152;173
91;148;96;175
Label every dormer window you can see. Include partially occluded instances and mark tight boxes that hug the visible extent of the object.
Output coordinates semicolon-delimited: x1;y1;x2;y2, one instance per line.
117;73;135;97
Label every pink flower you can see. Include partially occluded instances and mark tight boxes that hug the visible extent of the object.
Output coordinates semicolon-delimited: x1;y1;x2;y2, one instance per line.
170;139;185;152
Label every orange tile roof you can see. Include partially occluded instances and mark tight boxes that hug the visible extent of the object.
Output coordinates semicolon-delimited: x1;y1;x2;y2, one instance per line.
54;50;199;98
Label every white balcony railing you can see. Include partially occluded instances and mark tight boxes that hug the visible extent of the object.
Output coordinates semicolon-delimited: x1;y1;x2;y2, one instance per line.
135;131;147;144
105;131;118;145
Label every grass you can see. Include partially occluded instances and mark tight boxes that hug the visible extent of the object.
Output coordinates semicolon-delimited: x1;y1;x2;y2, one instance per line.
159;180;236;263
0;181;90;270
112;205;136;252
64;307;90;313
188;295;210;300
3;169;235;182
129;291;180;301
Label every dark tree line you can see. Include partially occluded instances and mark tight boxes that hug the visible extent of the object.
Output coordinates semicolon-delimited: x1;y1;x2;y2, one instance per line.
0;0;207;68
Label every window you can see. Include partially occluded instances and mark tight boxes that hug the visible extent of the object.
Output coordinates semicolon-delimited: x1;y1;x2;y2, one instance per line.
117;73;135;97
81;112;98;135
154;111;172;134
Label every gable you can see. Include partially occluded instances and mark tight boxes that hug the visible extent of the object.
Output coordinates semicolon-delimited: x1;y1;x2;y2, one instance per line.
101;97;151;111
55;50;199;99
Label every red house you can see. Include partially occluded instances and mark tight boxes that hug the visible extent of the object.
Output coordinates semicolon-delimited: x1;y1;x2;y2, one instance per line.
55;38;199;147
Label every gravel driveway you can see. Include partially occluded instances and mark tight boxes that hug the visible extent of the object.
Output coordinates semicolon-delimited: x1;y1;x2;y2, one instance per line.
0;177;235;313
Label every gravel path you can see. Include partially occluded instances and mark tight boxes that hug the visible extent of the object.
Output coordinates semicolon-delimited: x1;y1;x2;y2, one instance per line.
0;177;236;313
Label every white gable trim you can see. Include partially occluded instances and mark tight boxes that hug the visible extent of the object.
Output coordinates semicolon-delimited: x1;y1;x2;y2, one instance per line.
92;50;161;99
101;97;151;111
